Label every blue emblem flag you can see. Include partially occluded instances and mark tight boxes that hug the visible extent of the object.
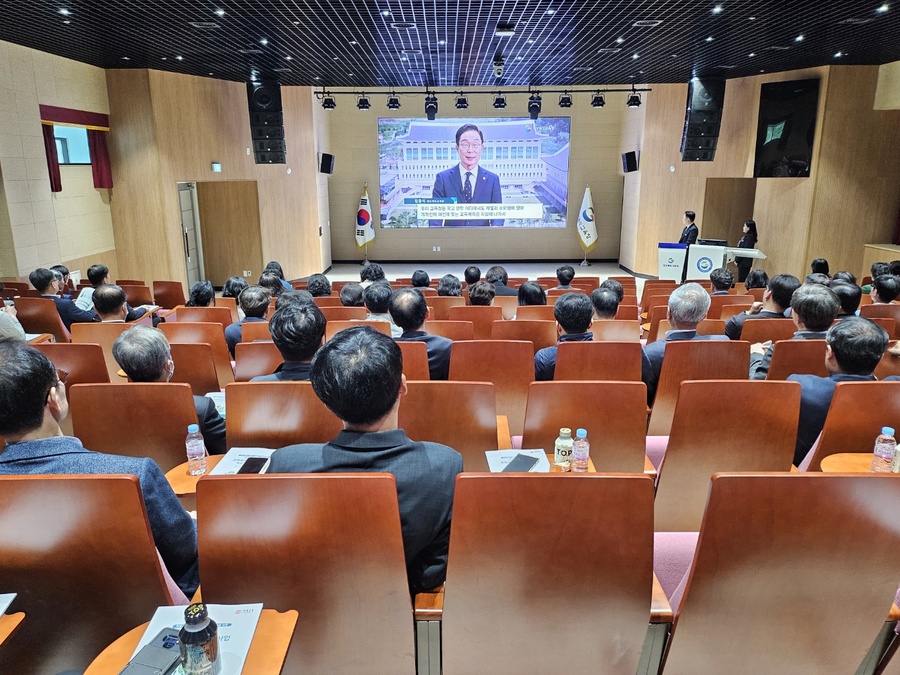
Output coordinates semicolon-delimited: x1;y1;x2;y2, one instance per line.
577;186;598;253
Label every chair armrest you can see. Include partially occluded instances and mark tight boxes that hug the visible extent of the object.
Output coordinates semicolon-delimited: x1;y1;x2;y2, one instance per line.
651;573;674;624
414;586;444;621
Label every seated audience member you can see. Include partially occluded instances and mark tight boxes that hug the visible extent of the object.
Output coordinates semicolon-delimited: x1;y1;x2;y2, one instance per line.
861;262;890;294
411;270;431;288
870;274;900;304
535;293;594;380
364;282;402;338
0;341;199;594
437;274;462;297
830;280;862;318
810;258;830;277
306;273;332;297
268;327;463;592
724;273;800;340
485;265;518;296
591;288;620;320
92;284;130;322
750;283;840;380
250;302;326;381
225;285;270;356
790;317;889;466
221;276;249;299
890;260;900;277
744;269;769;292
555;265;576;290
709;267;733;295
76;263;154;321
599;278;625;302
50;265;72;297
276;289;314;310
517;281;547;306
258;272;285;299
0;297;25;342
468;281;496;306
264;260;292;291
30;267;96;330
359;262;386;288
463;265;481;289
390;288;452;380
186;280;215;307
339;283;365;307
641;283;729;404
805;273;831;286
831;270;857;285
113;326;227;455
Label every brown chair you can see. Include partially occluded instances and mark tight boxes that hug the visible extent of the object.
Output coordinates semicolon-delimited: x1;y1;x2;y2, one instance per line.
1;281;30;292
506;277;528;287
449;340;534;435
592;319;641;341
547;287;586;300
804;381;900;471
234;341;283;381
312;296;342;307
654;380;800;531
396;341;431;380
71;322;133;382
554;341;642;381
448;305;503;340
423;320;475;341
746;287;766;301
442;474;654;674
196;474;415;673
658;473;900;674
169;305;232;330
224;381;342;449
115;278;145;286
765;339;828;380
719;303;754;321
490;319;557;353
69;383;199;471
639;281;676;314
119;284;153;307
320;306;368;321
428;295;467;320
706;294;753;319
151;280;185;309
615;302;640;321
657;318;726;338
515;305;555;321
13;297;71;343
291;280;308;290
0;475;175;673
647;340;751;436
325;319;392;341
644;304;670;344
169;342;220;395
641;293;672;322
862;304;900;338
33;343;110;387
399;381;498;470
491;294;519;320
160;322;235;388
521;381;647;471
214;295;240;323
874;341;900;379
867;316;896;338
241;320;272;342
739;318;797;344
571;277;600;291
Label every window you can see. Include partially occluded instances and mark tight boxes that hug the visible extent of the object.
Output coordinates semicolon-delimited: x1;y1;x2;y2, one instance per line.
53;126;91;165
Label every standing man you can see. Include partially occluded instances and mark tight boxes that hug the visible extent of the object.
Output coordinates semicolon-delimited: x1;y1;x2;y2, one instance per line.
430;124;503;227
679;211;699;245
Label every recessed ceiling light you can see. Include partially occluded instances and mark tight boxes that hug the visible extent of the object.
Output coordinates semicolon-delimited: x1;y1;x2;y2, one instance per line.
749;16;756;20
260;38;268;45
712;5;723;13
349;40;358;45
834;51;844;57
381;9;391;16
214;8;225;16
515;56;523;60
671;53;678;57
438;39;446;45
121;56;130;60
545;8;555;14
705;36;714;42
527;39;535;44
292;20;300;24
795;34;804;41
62;19;70;23
348;73;354;76
175;55;184;60
314;76;320;80
209;72;214;75
161;57;167;60
748;52;756;57
760;69;765;73
616;37;625;43
285;55;293;60
399;56;408;61
876;3;889;12
58;8;70;15
632;53;639;59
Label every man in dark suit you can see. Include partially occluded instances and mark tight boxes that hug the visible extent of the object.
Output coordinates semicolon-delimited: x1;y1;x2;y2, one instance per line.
641;283;730;404
430;123;503;227
112;325;227;455
789;317;889;466
0;341;199;594
724;274;800;340
268;326;463;593
535;292;594;380
390;288;452;380
678;211;699;245
485;265;519;296
29;267;96;330
251;302;327;382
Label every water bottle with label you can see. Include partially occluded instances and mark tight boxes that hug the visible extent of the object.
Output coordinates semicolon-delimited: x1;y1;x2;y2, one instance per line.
179;602;221;675
871;426;896;473
185;424;207;476
572;428;590;472
554;427;573;468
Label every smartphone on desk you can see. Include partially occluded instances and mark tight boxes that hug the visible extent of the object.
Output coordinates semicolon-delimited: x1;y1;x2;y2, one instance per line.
502;453;540;472
236;456;270;474
118;627;180;674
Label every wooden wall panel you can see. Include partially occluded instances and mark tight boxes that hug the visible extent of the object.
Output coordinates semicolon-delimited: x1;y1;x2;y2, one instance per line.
196;181;262;286
61;248;118;283
702;178;757;243
875;60;900;110
752;178;816;276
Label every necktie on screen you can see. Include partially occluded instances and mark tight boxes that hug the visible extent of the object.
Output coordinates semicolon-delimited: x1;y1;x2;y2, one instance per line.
464;172;473;203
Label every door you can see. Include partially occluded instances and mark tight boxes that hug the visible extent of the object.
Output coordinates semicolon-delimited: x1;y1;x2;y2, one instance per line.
178;182;204;287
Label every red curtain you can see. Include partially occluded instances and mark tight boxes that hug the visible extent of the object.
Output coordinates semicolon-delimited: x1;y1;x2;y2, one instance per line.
87;129;113;189
41;123;62;193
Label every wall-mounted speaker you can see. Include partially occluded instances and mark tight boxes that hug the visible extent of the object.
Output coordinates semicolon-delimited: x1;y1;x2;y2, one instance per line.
319;153;335;174
247;80;286;164
680;78;725;163
622;151;638;173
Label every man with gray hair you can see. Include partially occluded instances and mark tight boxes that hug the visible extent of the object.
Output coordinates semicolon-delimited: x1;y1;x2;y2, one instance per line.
112;325;226;454
641;282;729;403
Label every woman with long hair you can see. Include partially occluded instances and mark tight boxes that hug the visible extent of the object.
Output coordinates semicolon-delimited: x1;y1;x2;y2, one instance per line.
735;220;758;283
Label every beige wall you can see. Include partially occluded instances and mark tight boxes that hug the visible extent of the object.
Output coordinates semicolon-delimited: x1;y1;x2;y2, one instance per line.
313;95;333;269
875;60;900;110
321;87;629;263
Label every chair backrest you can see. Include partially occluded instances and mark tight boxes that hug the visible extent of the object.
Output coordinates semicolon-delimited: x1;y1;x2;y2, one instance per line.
874;340;900;379
866;316;896;339
169;342;220;395
570;277;600;291
428;295;467;320
33;343;110;387
224;381;342;449
554;341;642;381
214;295;240;323
746;287;766;301
738;318;796;344
13;297;70;343
765;339;828;380
491;294;519;320
654;380;800;531
805;381;900;471
515;305;555;321
423;319;475;341
197;474;415;673
0;475;173;673
643;294;671;320
1;281;30;292
233;341;283;381
861;304;900;338
639;281;676;313
647;340;751;436
521;381;647;471
442;474;654;674
69;383;199;471
241;320;272;342
312;295;342;307
119;284;153;306
160;322;234;388
592;319;641;341
663;473;900;674
448;305;504;340
449;340;534;435
645;304;669;344
396;341;431;380
151;280;185;309
719;303;754;321
615;302;639;321
547;287;585;299
490;319;557;353
70;321;134;381
115;278;146;286
170;305;232;329
399;381;497;470
707;294;753;319
658;318;726;338
320;306;368;321
506;277;528;287
325;319;392;341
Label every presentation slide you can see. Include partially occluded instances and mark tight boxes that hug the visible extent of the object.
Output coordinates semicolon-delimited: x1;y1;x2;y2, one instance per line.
378;117;571;228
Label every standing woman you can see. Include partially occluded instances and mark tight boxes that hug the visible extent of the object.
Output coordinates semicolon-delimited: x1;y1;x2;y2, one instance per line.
735;220;758;283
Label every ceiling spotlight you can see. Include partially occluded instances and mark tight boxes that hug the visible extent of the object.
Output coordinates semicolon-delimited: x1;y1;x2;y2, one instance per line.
712;4;723;13
591;92;606;108
834;51;844;57
876;3;889;12
493;93;507;109
322;94;336;110
386;93;401;109
558;92;573;108
424;93;438;120
357;95;371;110
175;55;184;61
260;38;268;45
58;8;70;15
528;93;542;120
626;90;642;108
214;8;225;16
794;34;804;42
455;94;469;109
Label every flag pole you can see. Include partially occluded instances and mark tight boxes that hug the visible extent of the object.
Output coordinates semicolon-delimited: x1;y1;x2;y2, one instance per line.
580;250;591;267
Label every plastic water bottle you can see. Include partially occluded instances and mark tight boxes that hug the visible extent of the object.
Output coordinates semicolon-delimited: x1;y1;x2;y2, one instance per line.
871;426;896;473
572;428;590;472
179;602;221;674
185;424;207;476
554;428;573;468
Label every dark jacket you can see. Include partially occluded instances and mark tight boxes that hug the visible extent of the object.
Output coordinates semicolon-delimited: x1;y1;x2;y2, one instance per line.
534;332;594;381
749;330;829;380
250;361;313;382
395;330;452;380
44;294;96;330
194;395;227;454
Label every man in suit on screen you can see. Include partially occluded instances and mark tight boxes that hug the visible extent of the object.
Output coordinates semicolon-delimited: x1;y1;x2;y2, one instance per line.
430;123;503;227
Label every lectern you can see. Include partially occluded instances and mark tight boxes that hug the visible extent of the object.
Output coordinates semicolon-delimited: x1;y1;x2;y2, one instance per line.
657;243;688;282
